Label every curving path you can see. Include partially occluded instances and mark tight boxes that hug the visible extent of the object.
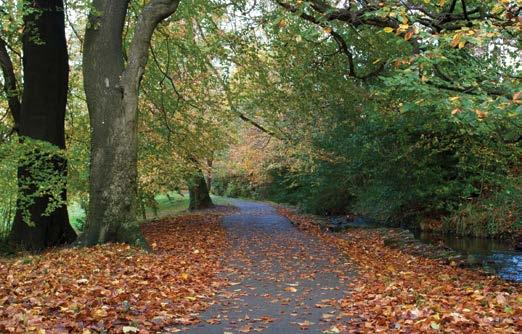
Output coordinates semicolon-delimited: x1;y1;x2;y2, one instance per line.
176;199;354;334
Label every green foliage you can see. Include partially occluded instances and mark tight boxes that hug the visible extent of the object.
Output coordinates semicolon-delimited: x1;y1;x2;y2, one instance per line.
137;1;238;199
250;78;518;226
443;176;522;237
0;140;17;238
0;137;68;235
212;173;257;199
250;85;520;236
215;0;521;238
1;0;519;241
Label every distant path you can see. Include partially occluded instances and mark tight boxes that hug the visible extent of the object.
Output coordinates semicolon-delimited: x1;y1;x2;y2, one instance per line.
178;199;354;334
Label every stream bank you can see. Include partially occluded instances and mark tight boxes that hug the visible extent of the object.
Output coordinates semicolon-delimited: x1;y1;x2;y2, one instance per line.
317;215;522;282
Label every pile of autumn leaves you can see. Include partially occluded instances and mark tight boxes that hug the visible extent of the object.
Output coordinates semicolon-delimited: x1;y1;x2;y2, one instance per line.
1;206;521;333
0;210;230;333
278;208;522;333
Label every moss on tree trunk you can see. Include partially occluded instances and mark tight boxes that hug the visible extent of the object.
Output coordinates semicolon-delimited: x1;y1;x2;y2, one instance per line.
188;169;214;211
9;0;76;250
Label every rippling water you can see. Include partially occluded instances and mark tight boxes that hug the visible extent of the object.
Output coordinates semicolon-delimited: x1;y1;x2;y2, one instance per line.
414;232;522;282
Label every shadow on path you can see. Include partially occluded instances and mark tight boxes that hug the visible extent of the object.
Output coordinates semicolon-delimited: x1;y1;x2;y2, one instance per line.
174;199;354;334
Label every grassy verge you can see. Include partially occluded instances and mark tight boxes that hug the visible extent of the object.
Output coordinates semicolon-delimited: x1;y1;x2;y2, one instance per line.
68;193;232;231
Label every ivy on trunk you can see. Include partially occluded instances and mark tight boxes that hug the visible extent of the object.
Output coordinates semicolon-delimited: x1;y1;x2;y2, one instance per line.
9;0;76;250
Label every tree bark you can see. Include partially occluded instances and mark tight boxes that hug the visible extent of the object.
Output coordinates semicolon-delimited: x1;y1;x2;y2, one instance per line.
9;0;76;250
188;169;214;211
206;158;213;191
0;37;21;133
82;0;180;246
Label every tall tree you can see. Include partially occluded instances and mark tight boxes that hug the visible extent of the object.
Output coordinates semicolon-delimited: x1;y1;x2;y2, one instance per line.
8;0;76;250
188;168;214;210
82;0;181;245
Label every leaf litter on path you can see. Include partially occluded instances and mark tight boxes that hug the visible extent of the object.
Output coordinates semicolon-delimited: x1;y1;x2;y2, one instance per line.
173;201;353;334
3;203;519;333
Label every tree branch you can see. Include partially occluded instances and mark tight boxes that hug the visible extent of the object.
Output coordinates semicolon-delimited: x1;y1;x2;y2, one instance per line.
194;20;288;140
277;1;384;79
289;0;512;34
121;0;181;93
425;80;511;99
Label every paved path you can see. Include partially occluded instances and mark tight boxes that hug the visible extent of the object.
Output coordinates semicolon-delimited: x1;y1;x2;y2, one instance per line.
178;200;353;333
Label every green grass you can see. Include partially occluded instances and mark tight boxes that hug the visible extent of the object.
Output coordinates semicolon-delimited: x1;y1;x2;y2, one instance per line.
68;192;232;231
68;202;86;231
144;192;189;219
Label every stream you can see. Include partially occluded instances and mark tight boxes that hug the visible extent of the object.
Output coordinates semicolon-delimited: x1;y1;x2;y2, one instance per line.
412;231;522;282
327;216;522;282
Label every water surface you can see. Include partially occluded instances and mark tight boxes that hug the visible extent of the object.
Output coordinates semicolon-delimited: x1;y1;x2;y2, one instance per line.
413;232;522;282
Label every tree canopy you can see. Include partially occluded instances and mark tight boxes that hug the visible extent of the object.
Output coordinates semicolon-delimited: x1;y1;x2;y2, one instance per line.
0;0;520;242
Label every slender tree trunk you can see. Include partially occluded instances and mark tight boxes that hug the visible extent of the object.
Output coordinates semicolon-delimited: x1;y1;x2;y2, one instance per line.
0;37;21;134
82;0;181;246
9;0;76;250
188;169;214;210
206;158;213;191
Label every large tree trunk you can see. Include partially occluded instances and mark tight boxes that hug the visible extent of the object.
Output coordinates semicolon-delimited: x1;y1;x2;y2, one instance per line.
82;0;180;246
188;169;214;211
82;0;135;245
9;0;76;250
